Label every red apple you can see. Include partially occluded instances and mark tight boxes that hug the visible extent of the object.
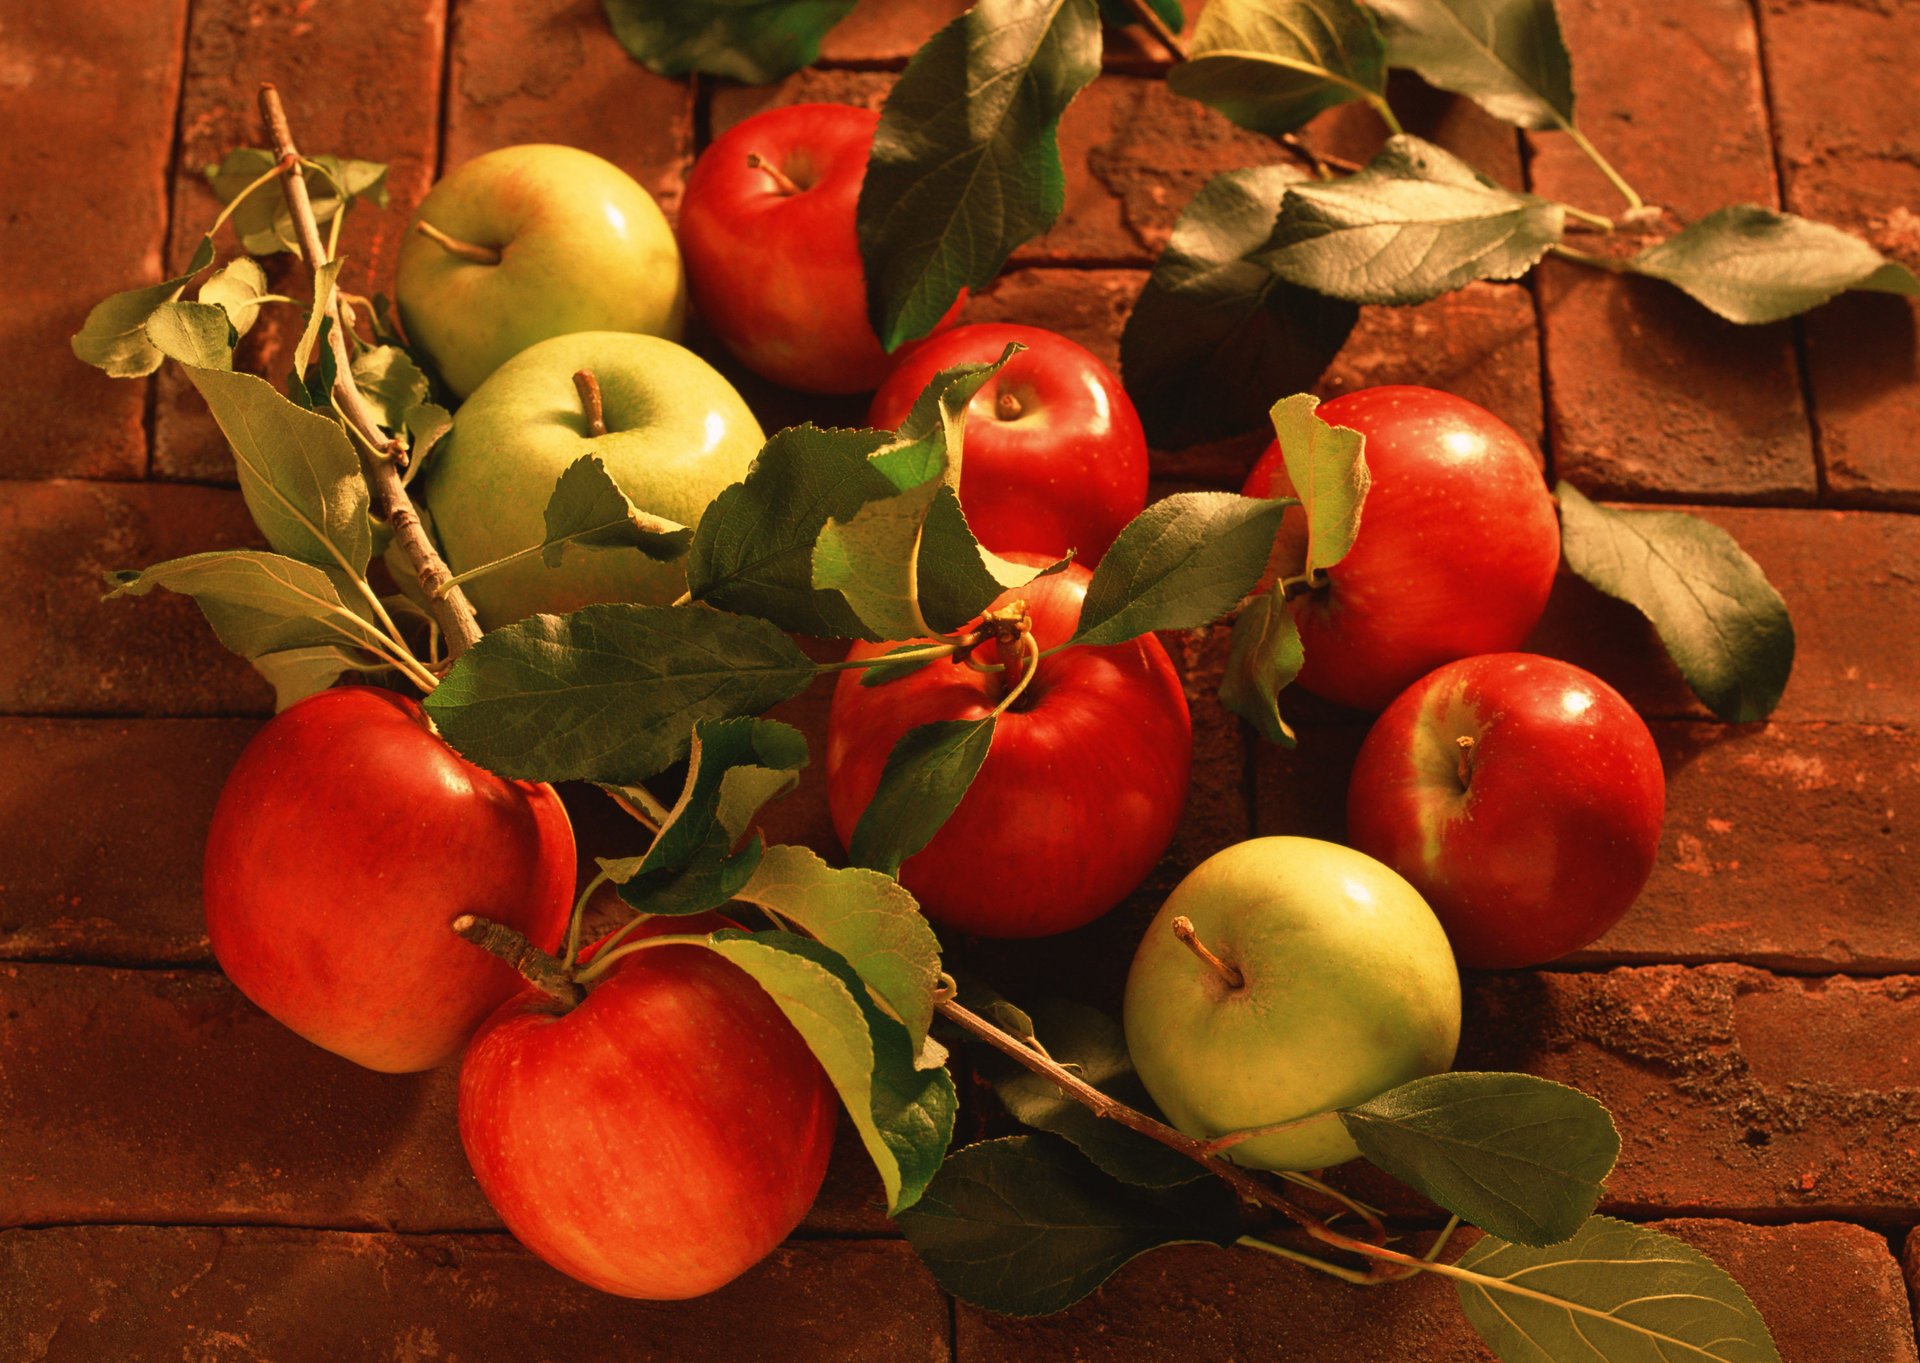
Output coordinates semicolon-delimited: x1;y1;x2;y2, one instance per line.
203;686;575;1073
458;914;838;1299
1242;386;1560;711
868;323;1149;565
825;558;1191;938
678;103;960;393
1346;652;1666;969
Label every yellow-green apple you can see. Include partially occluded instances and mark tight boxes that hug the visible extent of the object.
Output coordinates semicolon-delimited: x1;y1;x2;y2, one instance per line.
395;144;686;397
1242;386;1560;711
867;323;1148;565
414;330;764;628
203;686;575;1073
1123;836;1460;1170
1347;653;1666;969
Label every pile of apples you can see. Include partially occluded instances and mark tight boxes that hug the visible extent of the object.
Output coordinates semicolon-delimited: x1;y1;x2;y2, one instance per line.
202;103;1667;1297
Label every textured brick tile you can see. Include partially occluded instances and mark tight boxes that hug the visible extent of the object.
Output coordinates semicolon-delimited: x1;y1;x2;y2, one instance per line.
0;0;189;477
0;481;270;716
0;1229;947;1363
151;0;446;480
0;719;258;964
957;1219;1916;1363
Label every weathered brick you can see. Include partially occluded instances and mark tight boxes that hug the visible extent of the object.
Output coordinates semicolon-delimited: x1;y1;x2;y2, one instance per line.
0;481;270;716
0;719;258;965
0;0;189;477
0;1228;948;1363
152;0;447;480
957;1219;1917;1362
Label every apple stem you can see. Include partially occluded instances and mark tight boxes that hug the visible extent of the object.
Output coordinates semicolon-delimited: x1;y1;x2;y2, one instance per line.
979;604;1035;704
994;390;1023;421
745;152;804;197
451;913;584;1009
414;218;503;266
573;368;607;437
1455;735;1477;789
1171;914;1245;989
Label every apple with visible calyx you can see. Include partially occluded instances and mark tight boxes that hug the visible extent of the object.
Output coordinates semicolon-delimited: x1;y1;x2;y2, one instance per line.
458;914;837;1299
1242;386;1560;712
413;330;764;628
1123;836;1460;1170
677;103;961;393
867;323;1148;565
203;687;575;1073
395;144;686;397
825;557;1191;938
1347;653;1666;969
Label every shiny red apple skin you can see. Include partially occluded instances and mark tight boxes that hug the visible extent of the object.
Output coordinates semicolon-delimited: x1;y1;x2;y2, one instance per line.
203;686;576;1073
458;915;838;1299
678;103;959;393
1242;386;1561;711
867;323;1149;565
825;559;1192;939
1346;653;1666;969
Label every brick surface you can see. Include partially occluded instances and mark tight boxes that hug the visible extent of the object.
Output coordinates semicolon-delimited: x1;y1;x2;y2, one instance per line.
151;0;447;480
0;0;188;478
0;481;270;716
957;1219;1916;1363
0;1229;948;1363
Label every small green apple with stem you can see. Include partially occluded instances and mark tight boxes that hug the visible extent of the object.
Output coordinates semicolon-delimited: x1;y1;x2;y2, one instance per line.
396;144;687;397
1123;836;1461;1171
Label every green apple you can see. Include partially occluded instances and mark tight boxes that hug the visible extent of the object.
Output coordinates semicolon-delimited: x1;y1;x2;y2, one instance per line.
1123;836;1461;1170
416;331;763;628
396;145;687;397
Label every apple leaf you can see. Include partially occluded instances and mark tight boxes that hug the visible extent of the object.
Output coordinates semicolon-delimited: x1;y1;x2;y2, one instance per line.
1271;392;1368;574
198;256;271;339
857;0;1102;351
1166;0;1388;136
1454;1216;1782;1363
1339;1072;1618;1247
858;643;945;688
847;714;997;878
1121;166;1358;447
250;644;398;710
423;603;820;783
1628;205;1920;325
733;843;944;1054
1556;483;1794;723
1217;581;1306;746
915;485;1070;635
205;148;389;257
1369;0;1574;131
602;0;857;84
285;316;337;412
70;234;217;378
349;345;431;433
540;455;694;567
144;300;236;372
1072;492;1295;647
706;929;956;1213
897;1134;1243;1317
1265;135;1565;305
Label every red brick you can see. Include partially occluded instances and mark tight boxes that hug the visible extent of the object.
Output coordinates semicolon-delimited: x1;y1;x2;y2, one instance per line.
0;1228;947;1363
151;0;447;481
0;481;271;716
819;0;969;64
0;0;189;477
0;719;259;964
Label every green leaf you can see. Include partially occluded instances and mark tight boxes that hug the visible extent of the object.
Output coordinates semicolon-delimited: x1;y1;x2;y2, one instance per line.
1099;0;1182;30
734;843;944;1054
1270;391;1368;573
1264;135;1564;304
1454;1215;1782;1363
198;257;272;339
541;455;694;567
292;259;343;384
1369;0;1574;131
858;643;944;688
602;0;857;84
205;148;389;256
70;235;216;378
1166;0;1387;136
286;317;336;411
1073;492;1294;646
1556;483;1794;723
349;345;431;432
1121;166;1358;447
144;300;235;371
1217;582;1306;745
847;715;997;877
898;1134;1243;1317
858;0;1103;350
423;603;820;783
1628;205;1920;325
251;645;396;711
914;485;1067;636
1340;1072;1618;1247
707;929;956;1212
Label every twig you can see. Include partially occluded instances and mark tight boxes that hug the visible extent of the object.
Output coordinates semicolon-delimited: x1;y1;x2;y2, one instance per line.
1119;0;1186;61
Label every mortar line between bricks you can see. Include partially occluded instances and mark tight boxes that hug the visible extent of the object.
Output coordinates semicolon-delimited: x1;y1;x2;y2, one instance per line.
143;0;201;482
0;1217;906;1244
432;0;456;180
1515;130;1559;488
